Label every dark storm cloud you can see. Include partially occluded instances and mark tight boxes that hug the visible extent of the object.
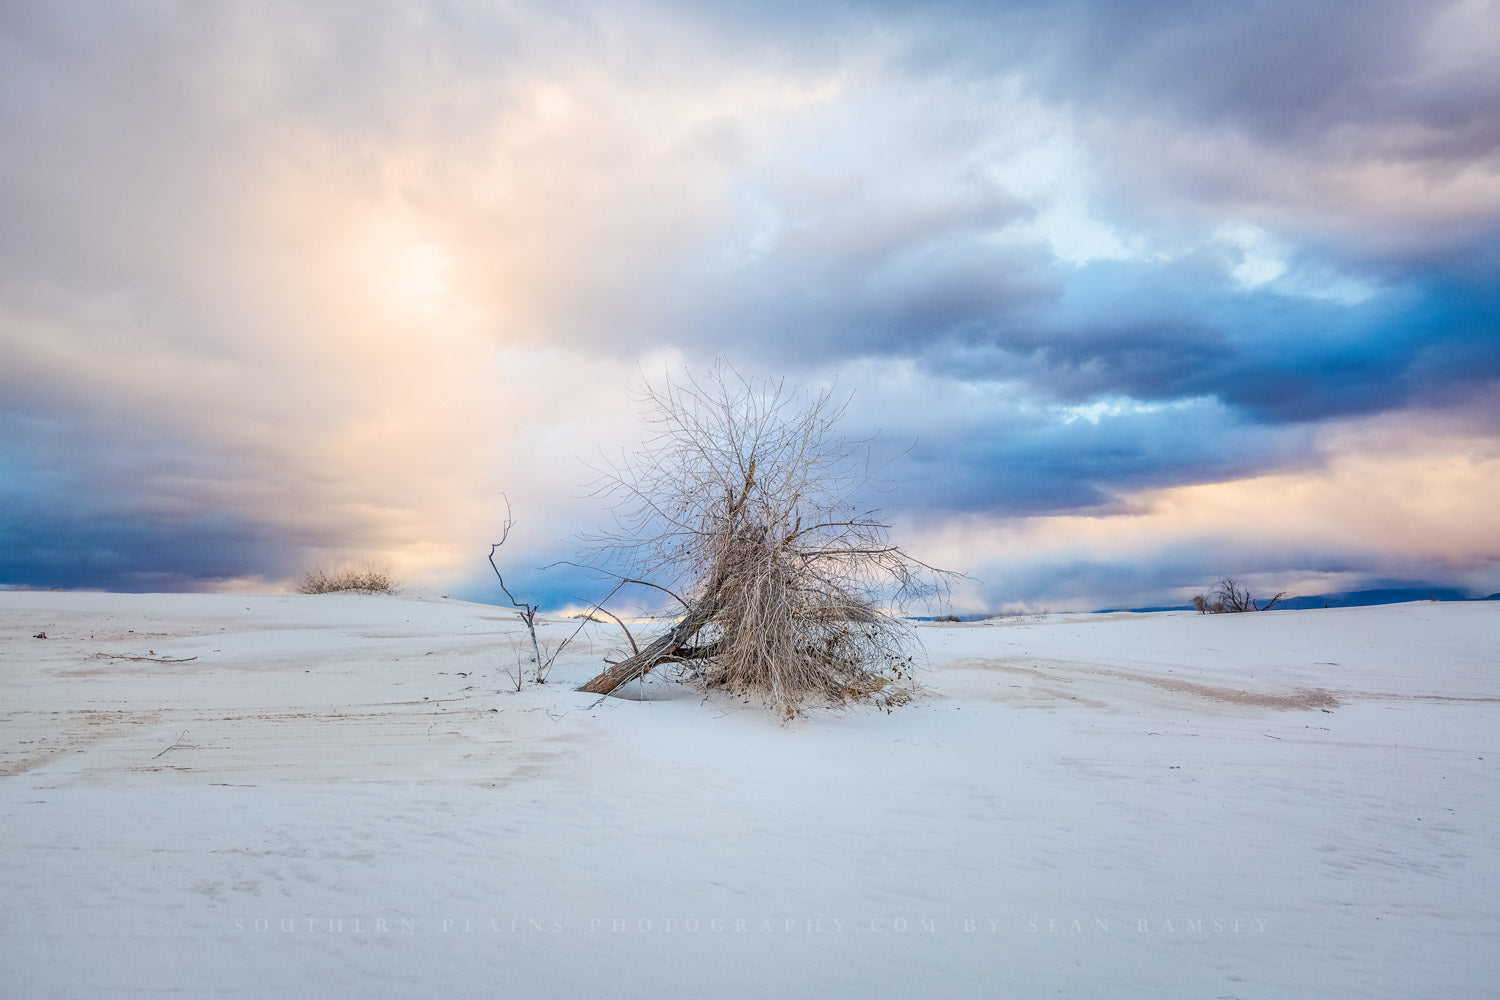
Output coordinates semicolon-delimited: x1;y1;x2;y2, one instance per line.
875;393;1313;517
0;393;320;591
680;222;1055;363
1026;1;1448;137
642;0;1500;478
744;230;1497;519
665;0;1499;161
0;492;290;592
992;248;1500;426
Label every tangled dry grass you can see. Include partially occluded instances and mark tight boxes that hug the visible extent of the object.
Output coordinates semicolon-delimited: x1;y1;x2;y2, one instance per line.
296;564;398;595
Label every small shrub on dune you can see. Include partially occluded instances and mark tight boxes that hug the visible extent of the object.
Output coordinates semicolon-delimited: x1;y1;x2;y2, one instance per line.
296;564;398;595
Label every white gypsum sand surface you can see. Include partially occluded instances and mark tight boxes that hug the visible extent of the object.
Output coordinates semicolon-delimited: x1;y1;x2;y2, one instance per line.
1;592;1496;998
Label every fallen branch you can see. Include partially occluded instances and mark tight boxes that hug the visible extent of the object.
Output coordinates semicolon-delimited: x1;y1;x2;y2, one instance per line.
153;730;197;759
577;596;719;695
95;653;199;663
545;561;692;613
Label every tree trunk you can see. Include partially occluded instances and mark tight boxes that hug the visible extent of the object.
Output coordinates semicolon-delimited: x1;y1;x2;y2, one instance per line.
577;540;743;697
577;599;717;695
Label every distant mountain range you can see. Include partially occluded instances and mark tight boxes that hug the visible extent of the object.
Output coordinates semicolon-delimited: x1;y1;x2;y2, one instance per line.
1271;587;1496;609
1099;587;1499;614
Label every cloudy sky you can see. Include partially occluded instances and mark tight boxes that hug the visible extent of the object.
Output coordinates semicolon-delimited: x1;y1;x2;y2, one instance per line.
3;0;1498;611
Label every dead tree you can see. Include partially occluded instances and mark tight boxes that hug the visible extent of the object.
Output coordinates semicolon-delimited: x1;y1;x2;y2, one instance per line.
1194;577;1285;613
489;496;547;686
576;364;950;715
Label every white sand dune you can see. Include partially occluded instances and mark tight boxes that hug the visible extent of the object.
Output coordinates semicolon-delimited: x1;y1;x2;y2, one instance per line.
2;592;1497;998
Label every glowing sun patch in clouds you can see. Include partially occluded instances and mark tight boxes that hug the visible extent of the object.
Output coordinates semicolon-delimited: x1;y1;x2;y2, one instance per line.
376;233;453;317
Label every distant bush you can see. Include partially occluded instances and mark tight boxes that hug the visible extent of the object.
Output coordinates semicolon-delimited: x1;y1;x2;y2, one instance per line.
1193;577;1283;614
296;564;398;595
934;614;963;623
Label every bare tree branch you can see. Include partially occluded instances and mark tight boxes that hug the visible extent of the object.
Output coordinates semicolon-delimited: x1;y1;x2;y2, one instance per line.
577;605;640;657
544;560;692;614
490;494;547;683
